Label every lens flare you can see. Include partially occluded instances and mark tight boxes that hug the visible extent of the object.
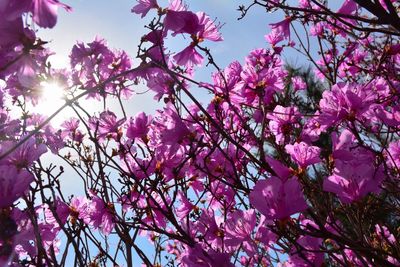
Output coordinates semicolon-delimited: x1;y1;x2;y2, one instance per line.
34;81;68;126
38;81;66;108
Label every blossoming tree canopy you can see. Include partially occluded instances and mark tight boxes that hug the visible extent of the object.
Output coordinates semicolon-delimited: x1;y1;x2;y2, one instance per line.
1;0;400;266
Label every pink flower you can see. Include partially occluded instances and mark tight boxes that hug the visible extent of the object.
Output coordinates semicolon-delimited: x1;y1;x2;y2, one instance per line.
267;105;300;144
61;118;85;143
146;69;174;100
191;209;222;249
43;125;64;154
331;130;372;163
179;244;234;267
238;63;284;105
375;224;396;244
265;17;291;46
0;112;20;138
378;0;396;11
207;181;236;210
310;22;325;36
301;113;328;142
0;137;47;170
141;191;169;229
126;112;152;141
373;105;400;127
8;208;36;259
173;45;204;66
386;140;400;169
70;37;134;98
17;53;38;88
0;16;24;47
254;215;277;246
285;142;321;168
168;0;186;11
225;209;257;256
291;76;306;91
171;12;222;67
250;176;308;220
42;198;70;227
0;0;31;21
323;162;384;204
80;193;115;235
337;0;357;15
69;196;87;222
164;10;203;35
323;130;384;203
31;0;72;29
225;209;256;241
175;192;194;220
150;105;191;145
318;83;375;127
289;235;324;266
265;155;292;181
298;0;311;8
89;110;125;141
265;31;283;47
70;37;111;69
131;0;158;18
196;12;223;42
0;165;34;208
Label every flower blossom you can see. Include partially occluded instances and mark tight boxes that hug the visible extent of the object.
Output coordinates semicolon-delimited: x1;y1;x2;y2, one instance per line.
179;244;234;267
337;0;357;15
0;0;71;30
89;110;125;141
225;209;257;256
265;17;291;46
61;118;85;143
323;130;384;203
173;45;204;66
285;142;321;168
250;176;308;220
131;0;158;18
291;76;306;91
173;12;223;66
126;112;152;141
31;0;72;28
267;105;300;144
0;166;34;208
0;137;47;170
80;192;115;235
318;82;375;128
386;140;400;169
164;10;203;35
175;192;194;220
323;161;384;204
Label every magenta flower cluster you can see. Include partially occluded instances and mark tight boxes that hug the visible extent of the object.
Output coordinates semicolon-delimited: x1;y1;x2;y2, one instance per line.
1;0;400;266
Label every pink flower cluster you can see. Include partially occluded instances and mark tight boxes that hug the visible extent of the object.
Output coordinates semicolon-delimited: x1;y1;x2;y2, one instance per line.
1;0;400;266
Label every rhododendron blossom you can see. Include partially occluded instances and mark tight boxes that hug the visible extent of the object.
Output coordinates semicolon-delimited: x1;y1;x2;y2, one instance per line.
131;0;158;18
249;176;308;220
0;166;34;208
164;10;203;35
285;141;321;168
265;17;291;46
267;105;300;144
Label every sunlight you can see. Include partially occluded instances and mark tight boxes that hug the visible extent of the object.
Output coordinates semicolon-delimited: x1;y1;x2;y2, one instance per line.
34;81;69;126
39;81;66;109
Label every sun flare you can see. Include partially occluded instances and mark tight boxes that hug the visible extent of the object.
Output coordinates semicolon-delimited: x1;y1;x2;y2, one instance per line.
34;81;69;126
38;81;66;108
